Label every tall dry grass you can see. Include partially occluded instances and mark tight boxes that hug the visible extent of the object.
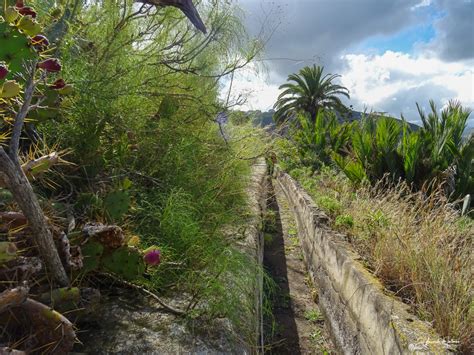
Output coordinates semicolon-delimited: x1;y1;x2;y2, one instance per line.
294;169;473;351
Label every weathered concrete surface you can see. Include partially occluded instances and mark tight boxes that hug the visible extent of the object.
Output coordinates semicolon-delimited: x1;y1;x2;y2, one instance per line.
76;289;239;354
235;157;267;352
276;171;451;355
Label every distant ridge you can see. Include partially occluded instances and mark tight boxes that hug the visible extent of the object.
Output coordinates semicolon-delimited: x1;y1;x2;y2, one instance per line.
246;109;420;131
336;110;420;131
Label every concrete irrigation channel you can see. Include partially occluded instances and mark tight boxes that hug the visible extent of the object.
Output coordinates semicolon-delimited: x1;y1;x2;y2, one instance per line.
255;161;451;354
274;169;452;354
262;177;335;354
76;160;451;354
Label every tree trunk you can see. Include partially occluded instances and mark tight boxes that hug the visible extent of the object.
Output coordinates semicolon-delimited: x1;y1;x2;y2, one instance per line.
0;150;69;286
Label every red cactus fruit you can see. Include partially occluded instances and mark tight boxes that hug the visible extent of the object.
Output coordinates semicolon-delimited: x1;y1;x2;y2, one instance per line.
49;78;66;89
143;248;161;266
0;65;9;81
37;58;62;73
31;34;50;51
18;6;36;18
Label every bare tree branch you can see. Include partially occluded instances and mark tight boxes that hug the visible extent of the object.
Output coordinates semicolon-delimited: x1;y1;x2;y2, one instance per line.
9;63;38;162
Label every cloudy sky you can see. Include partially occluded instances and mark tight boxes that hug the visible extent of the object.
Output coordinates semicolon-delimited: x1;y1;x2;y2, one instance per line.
227;0;474;125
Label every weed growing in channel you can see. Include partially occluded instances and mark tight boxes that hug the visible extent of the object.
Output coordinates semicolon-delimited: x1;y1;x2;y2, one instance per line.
304;309;323;323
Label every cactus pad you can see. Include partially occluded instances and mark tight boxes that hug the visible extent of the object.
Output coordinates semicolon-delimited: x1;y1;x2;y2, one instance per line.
104;190;130;221
80;235;145;281
0;241;18;264
0;22;35;75
81;240;104;273
29;88;61;121
101;247;145;280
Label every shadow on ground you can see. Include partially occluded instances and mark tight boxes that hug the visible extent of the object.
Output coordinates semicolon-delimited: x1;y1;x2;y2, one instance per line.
263;185;301;354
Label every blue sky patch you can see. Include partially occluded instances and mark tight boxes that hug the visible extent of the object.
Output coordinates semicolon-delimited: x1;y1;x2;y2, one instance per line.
348;4;444;55
355;23;436;54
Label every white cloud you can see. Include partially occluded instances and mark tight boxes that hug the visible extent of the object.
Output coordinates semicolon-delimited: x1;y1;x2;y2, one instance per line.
225;50;473;123
231;0;474;122
339;51;474;119
220;64;282;111
411;0;432;10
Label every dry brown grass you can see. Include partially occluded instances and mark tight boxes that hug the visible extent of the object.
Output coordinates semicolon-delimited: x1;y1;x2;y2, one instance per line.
295;168;473;351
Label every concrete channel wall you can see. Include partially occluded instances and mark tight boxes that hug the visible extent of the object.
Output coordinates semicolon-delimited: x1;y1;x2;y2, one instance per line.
237;158;268;353
276;171;450;355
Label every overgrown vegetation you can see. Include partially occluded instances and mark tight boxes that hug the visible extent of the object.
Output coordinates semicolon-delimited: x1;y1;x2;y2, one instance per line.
334;101;474;198
0;0;269;352
274;65;473;351
283;101;473;201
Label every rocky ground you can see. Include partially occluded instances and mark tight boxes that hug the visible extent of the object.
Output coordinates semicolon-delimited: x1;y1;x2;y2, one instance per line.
75;288;239;354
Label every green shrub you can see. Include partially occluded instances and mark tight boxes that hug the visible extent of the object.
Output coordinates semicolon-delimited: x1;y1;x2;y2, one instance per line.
23;0;266;345
293;111;352;171
316;196;342;216
333;102;473;198
335;214;354;228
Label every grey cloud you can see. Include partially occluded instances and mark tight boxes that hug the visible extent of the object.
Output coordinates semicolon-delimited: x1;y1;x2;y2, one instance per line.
240;0;422;80
430;0;474;61
356;84;473;130
364;84;458;122
236;0;473;120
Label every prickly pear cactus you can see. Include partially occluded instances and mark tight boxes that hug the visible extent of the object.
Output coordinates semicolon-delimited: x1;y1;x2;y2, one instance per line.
101;247;145;281
104;191;130;221
80;238;147;281
0;22;35;74
0;1;72;124
0;1;42;76
81;240;104;273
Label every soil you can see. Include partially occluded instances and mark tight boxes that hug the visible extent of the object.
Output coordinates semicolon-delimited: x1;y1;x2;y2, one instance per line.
263;179;335;354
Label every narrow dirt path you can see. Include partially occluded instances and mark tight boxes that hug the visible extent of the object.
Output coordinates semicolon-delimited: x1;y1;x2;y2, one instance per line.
263;179;335;354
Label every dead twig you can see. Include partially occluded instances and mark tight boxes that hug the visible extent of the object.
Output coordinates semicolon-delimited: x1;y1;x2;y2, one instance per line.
100;272;186;316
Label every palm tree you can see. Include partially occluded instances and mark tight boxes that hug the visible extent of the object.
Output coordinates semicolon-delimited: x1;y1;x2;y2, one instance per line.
273;65;350;124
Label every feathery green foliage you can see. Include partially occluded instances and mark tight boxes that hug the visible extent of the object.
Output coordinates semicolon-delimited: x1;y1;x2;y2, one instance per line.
22;0;267;345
